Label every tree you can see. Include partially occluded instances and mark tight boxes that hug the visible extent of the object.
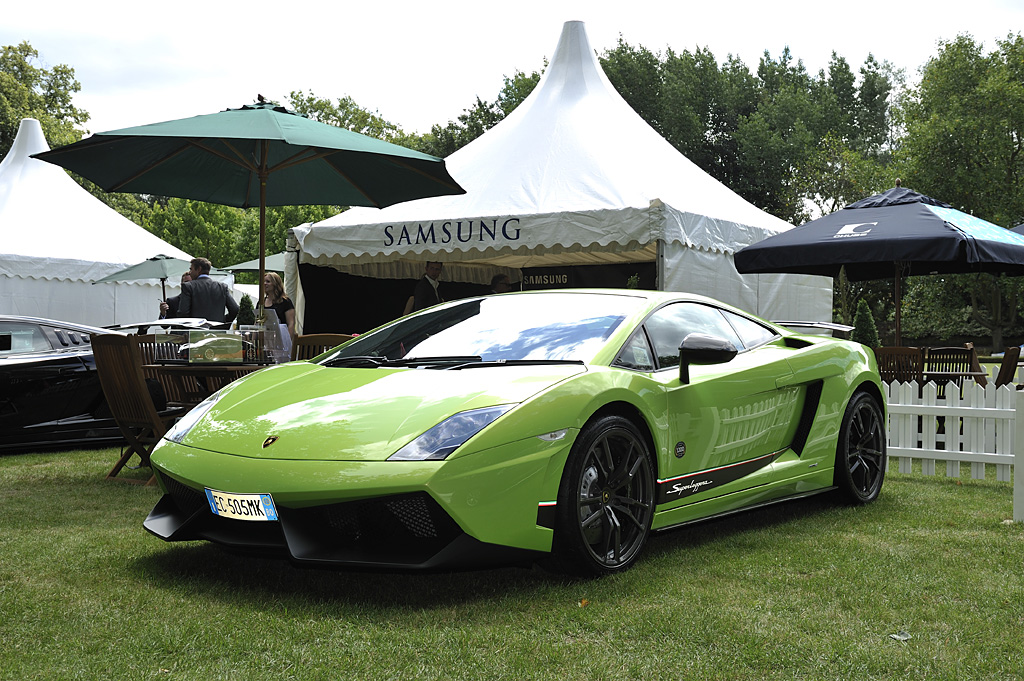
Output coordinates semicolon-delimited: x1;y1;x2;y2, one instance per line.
894;33;1024;347
422;69;540;158
601;39;665;135
0;41;89;159
852;298;881;348
288;90;423;151
599;40;897;225
901;273;1024;350
237;294;256;326
144;199;251;269
899;34;1024;226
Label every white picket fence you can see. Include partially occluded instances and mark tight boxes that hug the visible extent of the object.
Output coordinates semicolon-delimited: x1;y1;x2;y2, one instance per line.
884;380;1023;521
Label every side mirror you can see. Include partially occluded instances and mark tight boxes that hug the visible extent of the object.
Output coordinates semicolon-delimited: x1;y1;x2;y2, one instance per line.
679;333;738;384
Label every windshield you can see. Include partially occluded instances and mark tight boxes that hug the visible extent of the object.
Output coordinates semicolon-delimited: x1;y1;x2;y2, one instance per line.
321;292;643;365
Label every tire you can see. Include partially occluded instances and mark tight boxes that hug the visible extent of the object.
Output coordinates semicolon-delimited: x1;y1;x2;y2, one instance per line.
834;392;886;504
550;415;655;576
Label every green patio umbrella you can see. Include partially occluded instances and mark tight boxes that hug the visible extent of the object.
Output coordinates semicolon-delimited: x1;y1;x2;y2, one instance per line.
93;254;230;299
32;98;465;308
223;251;286;273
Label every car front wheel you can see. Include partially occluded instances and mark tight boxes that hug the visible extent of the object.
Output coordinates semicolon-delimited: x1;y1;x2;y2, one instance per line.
550;415;655;576
835;391;886;504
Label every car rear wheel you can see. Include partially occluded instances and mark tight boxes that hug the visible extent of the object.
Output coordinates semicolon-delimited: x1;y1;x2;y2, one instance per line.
550;415;655;576
835;392;886;504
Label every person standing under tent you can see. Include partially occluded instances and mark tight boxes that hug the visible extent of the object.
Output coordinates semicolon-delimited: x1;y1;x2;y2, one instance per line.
411;261;444;312
490;273;512;294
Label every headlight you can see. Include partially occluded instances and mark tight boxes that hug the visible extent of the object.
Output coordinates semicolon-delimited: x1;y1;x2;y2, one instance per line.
388;405;515;461
163;393;222;444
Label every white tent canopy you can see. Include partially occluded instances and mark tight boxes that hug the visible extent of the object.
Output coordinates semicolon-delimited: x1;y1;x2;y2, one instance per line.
0;118;195;326
293;20;830;322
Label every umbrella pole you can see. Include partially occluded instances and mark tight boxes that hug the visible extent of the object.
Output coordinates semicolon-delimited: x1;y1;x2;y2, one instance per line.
161;277;166;301
894;264;902;346
257;142;268;319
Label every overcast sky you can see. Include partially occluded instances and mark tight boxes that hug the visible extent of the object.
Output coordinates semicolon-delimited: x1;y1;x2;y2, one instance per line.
5;0;1023;138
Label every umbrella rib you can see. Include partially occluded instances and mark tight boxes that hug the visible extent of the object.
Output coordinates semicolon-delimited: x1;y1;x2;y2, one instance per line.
324;164;382;208
107;139;259;192
270;147;334;174
193;139;258;172
108;143;193;191
386;156;464;192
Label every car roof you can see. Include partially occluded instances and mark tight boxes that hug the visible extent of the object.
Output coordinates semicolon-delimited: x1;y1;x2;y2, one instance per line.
0;314;118;336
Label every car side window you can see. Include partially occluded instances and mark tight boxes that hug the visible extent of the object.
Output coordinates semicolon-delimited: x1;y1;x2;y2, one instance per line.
0;322;52;355
613;329;656;371
722;310;778;350
644;303;743;369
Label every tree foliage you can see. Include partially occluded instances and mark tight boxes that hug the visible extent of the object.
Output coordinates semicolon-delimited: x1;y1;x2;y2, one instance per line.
421;69;542;158
237;294;256;326
288;90;425;152
17;34;1024;349
893;33;1024;348
899;34;1024;226
852;298;881;348
600;41;898;224
0;41;89;159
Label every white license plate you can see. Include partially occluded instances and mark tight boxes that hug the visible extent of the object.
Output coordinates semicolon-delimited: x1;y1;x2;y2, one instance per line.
205;489;279;522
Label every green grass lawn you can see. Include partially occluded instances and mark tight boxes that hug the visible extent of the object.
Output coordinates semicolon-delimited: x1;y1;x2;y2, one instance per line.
1;448;1021;681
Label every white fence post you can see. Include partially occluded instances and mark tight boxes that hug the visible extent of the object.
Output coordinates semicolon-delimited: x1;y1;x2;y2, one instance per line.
1015;390;1023;523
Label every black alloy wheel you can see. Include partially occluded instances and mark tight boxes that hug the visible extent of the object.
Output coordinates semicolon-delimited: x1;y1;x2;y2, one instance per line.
552;415;655;576
835;392;886;504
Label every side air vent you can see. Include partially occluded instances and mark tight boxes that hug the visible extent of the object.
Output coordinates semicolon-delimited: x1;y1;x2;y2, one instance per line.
784;337;814;349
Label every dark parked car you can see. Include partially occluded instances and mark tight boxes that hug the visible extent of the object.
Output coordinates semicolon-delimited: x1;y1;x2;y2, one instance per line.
0;315;124;451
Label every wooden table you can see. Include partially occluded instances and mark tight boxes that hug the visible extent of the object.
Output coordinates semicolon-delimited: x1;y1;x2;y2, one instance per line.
144;363;267;406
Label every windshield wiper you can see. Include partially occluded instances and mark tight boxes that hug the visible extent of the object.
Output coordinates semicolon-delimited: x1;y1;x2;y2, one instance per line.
321;355;387;368
449;359;586;370
384;355;483;367
321;355;483;369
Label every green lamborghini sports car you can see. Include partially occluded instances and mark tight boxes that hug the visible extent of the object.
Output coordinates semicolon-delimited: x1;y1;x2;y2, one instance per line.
144;289;886;575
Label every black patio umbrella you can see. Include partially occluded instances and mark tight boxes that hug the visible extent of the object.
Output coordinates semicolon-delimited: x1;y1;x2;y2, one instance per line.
734;185;1024;344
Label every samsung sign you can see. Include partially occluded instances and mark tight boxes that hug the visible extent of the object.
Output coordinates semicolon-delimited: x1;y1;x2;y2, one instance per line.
383;218;522;247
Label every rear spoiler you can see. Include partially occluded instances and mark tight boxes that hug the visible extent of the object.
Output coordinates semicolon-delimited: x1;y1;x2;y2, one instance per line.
772;321;854;338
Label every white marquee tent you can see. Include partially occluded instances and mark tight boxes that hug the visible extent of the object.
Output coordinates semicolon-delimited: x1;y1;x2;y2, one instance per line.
0;118;194;326
291;20;830;328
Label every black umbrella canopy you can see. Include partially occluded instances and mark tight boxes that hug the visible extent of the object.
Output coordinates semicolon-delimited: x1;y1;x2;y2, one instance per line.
734;186;1024;344
735;187;1024;281
31;99;466;307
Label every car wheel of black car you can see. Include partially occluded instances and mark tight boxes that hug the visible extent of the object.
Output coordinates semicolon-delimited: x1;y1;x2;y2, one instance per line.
551;414;655;576
835;391;886;504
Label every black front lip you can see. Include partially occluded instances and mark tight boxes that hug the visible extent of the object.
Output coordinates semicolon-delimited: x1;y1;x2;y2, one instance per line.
144;475;541;571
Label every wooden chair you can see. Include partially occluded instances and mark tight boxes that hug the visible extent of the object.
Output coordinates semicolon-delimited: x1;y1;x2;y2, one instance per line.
993;346;1022;388
91;334;186;485
136;333;198;407
924;346;975;398
291;333;354;361
965;342;988;388
873;347;924;384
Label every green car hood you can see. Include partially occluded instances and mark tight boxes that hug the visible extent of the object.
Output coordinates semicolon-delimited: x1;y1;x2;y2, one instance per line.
178;361;586;461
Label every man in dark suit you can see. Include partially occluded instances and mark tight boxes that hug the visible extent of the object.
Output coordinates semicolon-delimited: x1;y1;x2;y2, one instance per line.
412;261;444;312
178;257;239;324
159;272;192;319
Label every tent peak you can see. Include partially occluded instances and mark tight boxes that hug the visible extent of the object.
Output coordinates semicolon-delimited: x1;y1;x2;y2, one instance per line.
0;118;48;172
